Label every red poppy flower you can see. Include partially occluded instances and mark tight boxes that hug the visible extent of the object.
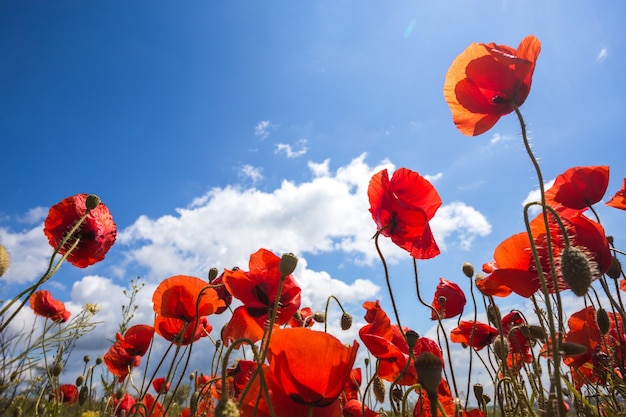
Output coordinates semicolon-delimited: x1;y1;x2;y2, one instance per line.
359;300;442;385
413;379;458;417
343;399;379;417
110;392;135;417
152;377;170;394
477;210;611;297
29;290;71;322
44;193;117;268
153;275;225;321
222;248;301;345
104;324;154;381
545;166;610;210
368;168;441;259
501;311;531;362
450;321;498;350
431;278;466;320
210;271;233;314
607;178;626;210
266;327;359;407
563;306;607;388
56;384;78;404
227;360;258;396
444;35;541;136
154;315;211;345
342;368;362;403
288;307;315;328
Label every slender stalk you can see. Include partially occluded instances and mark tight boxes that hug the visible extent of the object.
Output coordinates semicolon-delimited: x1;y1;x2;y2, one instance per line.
373;232;404;336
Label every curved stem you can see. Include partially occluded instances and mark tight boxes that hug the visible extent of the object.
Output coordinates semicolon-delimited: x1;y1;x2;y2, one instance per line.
373;232;404;336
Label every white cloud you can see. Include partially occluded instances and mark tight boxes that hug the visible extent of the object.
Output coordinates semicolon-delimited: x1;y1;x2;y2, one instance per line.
17;207;48;225
239;164;264;183
275;139;308;158
0;224;50;285
254;120;272;139
425;172;443;183
489;133;512;145
597;47;608;62
522;179;555;216
431;201;492;251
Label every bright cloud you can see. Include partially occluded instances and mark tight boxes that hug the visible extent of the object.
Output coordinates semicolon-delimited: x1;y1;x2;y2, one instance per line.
431;201;492;251
239;164;264;183
275;139;308;158
522;179;555;216
0;225;50;285
597;47;608;62
489;132;512;145
254;120;271;139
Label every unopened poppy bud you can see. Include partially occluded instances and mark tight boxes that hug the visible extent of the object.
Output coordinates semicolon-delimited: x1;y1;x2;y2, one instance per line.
208;267;219;282
312;312;326;323
487;304;501;326
405;330;420;351
364;358;370;367
560;342;587;357
482;394;491;404
596;307;610;335
493;336;509;361
462;262;475;278
0;244;10;277
190;391;200;415
75;375;84;386
214;398;240;417
391;387;403;403
528;325;547;342
340;312;352;330
83;355;90;363
606;255;622;279
116;388;125;400
85;194;101;210
51;363;63;377
473;384;483;403
95;357;103;365
78;386;88;406
560;246;593;297
414;352;442;398
373;376;385;402
279;253;298;276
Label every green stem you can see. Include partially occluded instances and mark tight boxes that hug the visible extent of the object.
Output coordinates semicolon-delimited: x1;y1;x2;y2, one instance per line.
373;231;404;337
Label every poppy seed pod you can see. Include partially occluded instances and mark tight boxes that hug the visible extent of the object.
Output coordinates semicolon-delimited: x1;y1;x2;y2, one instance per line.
279;252;298;276
462;262;475;278
0;244;10;277
340;312;352;330
561;246;593;296
606;255;622;279
596;307;610;335
414;351;443;397
373;376;385;403
405;330;420;351
85;194;101;210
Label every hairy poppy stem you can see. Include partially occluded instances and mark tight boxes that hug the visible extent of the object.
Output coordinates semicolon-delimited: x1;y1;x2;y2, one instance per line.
514;104;566;416
373;231;404;337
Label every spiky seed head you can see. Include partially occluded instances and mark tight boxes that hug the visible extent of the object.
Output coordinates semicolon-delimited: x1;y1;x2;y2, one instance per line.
373;376;385;403
0;245;10;277
596;307;610;335
560;246;593;297
414;351;443;397
340;312;352;330
279;253;298;276
462;262;475;278
85;194;101;210
607;255;622;279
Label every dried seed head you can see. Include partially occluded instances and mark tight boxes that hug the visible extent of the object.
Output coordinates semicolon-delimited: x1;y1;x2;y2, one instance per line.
0;245;10;277
560;246;593;297
312;312;326;323
462;262;475;278
405;330;420;351
606;255;622;279
560;342;587;357
85;194;101;210
279;253;298;276
373;376;386;403
214;398;240;417
493;336;509;361
414;352;443;397
596;307;610;335
340;312;353;330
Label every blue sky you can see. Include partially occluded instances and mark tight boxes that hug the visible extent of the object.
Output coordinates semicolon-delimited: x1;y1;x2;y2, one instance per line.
2;0;626;401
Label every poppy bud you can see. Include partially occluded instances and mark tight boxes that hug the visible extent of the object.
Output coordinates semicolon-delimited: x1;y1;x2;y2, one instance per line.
116;388;125;400
51;363;63;377
493;336;509;361
559;342;587;357
208;267;219;282
0;244;10;277
528;325;547;342
414;351;442;398
487;304;501;327
391;387;403;403
340;312;352;330
560;246;593;297
190;391;200;415
405;330;420;351
596;308;610;335
279;253;298;276
75;375;84;387
95;357;103;365
312;312;326;323
373;376;385;403
606;255;622;279
78;386;88;406
83;355;90;363
85;194;101;210
462;262;475;278
214;398;240;417
482;394;491;405
473;383;483;403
